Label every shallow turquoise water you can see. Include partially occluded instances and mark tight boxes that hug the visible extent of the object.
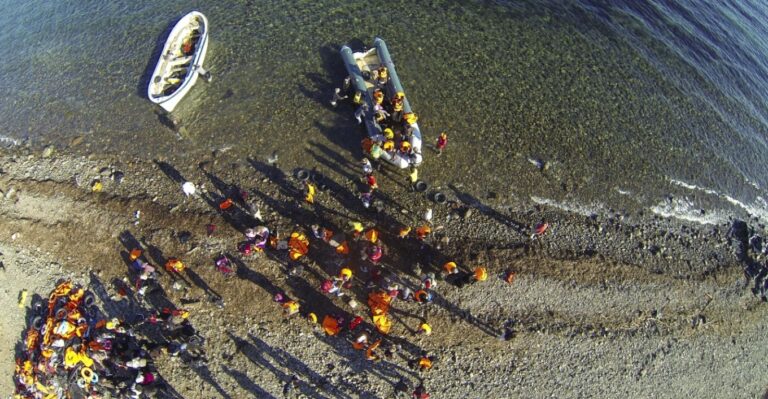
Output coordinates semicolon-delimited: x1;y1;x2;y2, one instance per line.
1;0;767;222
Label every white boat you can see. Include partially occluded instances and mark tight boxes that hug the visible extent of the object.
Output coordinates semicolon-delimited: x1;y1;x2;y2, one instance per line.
147;11;210;113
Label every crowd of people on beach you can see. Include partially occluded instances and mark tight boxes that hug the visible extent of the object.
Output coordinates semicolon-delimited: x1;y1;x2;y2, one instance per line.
13;51;542;399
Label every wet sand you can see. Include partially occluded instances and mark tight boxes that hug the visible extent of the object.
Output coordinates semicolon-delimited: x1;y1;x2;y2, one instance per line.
2;146;768;398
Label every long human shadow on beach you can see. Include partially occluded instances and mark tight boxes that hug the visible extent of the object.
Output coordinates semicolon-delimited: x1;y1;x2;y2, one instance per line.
194;365;233;399
430;287;501;338
228;332;341;399
197;168;259;234
304;140;410;227
155;160;186;184
295;271;423;377
246;158;298;196
184;267;223;304
221;366;276;399
307;140;359;182
448;184;527;235
117;231;180;314
229;254;283;297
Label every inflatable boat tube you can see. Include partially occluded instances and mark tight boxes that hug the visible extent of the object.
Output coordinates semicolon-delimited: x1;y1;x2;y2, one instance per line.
340;38;423;168
374;37;423;158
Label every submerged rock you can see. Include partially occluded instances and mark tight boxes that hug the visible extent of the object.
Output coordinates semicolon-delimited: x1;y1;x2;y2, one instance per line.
41;145;55;158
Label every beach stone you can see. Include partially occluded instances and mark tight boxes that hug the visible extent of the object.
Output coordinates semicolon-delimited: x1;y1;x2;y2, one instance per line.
41;146;55;158
69;136;84;147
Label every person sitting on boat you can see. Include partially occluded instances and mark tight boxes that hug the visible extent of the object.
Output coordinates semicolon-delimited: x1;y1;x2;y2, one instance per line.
182;37;194;55
353;91;364;105
404;112;418;126
382;139;396;152
370;142;383;160
383;128;395;141
373;66;389;86
402;112;418;138
375;109;389;125
373;104;390;127
373;89;384;105
390;96;404;123
355;102;369;124
362;137;375;155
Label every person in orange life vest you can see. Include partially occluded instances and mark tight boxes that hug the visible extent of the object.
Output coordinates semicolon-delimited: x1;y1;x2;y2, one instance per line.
382;139;396;152
443;261;459;275
282;300;300;317
182;37;194;55
415;225;431;240
165;258;185;274
413;289;432;303
366;339;382;361
399;140;412;154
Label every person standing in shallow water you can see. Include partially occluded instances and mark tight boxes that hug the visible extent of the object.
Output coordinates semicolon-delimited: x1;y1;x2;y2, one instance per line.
362;158;373;176
407;166;418;188
435;131;448;156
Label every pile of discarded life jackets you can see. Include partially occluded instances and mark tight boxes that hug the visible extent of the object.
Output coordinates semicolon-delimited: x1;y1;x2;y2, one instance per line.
14;281;164;398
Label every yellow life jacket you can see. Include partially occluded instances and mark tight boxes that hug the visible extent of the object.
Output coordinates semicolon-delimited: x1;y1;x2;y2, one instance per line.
339;268;353;280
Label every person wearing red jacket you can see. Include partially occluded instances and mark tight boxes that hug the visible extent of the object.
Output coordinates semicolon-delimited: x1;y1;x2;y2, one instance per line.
435;131;448;156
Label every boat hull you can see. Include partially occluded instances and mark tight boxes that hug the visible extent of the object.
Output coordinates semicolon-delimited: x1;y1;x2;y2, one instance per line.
147;11;209;113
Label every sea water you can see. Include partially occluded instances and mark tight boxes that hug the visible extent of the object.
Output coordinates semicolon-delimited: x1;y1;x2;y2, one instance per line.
1;0;767;224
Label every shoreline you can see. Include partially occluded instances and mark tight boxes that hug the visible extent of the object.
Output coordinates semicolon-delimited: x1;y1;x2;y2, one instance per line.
2;146;767;398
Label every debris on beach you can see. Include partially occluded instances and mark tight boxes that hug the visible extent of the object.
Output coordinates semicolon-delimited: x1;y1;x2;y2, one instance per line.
532;222;549;239
14;281;170;398
182;181;196;196
91;180;103;192
527;157;547;171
